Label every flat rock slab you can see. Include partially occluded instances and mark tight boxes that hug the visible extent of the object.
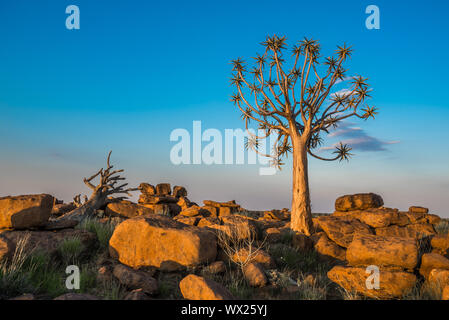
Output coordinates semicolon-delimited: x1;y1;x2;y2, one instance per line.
316;216;372;248
346;233;419;270
179;274;234;300
109;214;217;269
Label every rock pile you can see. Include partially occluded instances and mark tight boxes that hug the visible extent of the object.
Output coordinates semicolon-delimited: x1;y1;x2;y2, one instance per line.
323;192;449;299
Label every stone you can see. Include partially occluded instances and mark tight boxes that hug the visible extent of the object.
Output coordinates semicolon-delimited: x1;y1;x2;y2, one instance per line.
314;233;346;261
173;216;200;226
407;223;436;237
97;266;113;283
200;206;218;217
375;224;431;239
124;288;152;300
263;210;289;221
431;234;449;255
316;215;372;248
105;201;154;218
0;194;54;229
113;264;158;295
177;197;192;210
231;248;274;269
409;206;429;214
9;294;35;300
179;274;234;300
206;261;226;274
179;206;202;217
428;269;449;288
346;233;419;270
327;266;416;299
51;203;76;216
141;204;170;216
419;253;449;279
197;217;221;227
54;293;101;300
427;214;441;225
219;207;233;216
358;208;405;228
243;262;267;287
172;186;187;198
139;183;156;195
109;215;217;269
156;183;171;195
335;193;383;212
138;195;178;204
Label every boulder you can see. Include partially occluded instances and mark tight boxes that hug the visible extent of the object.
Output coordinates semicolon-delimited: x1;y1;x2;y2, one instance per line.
197;217;221;227
172;186;187;198
335;193;383;212
139;183;156;195
314;233;346;262
179;274;234;300
113;264;158;295
428;269;449;288
346;233;419;270
231;248;274;269
173;216;200;226
124;288;152;300
206;261;226;274
431;234;449;256
358;208;408;228
327;266;416;299
179;206;202;217
200;206;218;217
177;197;192;210
419;253;449;279
0;194;54;229
156;183;171;195
141;204;170;216
105;201;154;218
243;262;267;287
316;216;372;248
409;206;429;214
109;215;217;269
138;195;178;204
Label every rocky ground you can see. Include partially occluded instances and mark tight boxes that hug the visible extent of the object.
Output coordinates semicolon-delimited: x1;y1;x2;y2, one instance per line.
0;187;448;300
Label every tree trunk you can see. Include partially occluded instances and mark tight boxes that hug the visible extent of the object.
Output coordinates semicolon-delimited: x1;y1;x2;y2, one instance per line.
57;191;107;222
290;136;314;235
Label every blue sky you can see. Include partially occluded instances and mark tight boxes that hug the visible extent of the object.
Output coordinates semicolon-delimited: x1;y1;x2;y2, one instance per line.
0;0;448;216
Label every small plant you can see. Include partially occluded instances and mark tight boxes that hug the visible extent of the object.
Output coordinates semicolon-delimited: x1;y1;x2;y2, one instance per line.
77;217;115;250
403;280;443;300
57;237;84;265
435;219;449;235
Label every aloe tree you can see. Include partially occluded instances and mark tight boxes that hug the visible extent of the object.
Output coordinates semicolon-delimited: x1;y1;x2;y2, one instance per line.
230;35;377;235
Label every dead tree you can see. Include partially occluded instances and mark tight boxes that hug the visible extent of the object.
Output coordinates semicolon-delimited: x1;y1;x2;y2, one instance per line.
57;151;138;221
230;35;377;235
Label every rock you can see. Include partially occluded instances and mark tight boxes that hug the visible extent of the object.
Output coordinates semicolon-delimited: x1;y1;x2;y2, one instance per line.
263;210;289;221
206;261;226;274
197;217;221;227
97;266;113;283
141;204;170;216
113;264;158;295
203;200;240;213
160;260;186;272
54;293;101;300
419;253;449;279
124;288;152;300
327;266;416;299
427;214;441;225
243;262;267;287
292;232;313;251
346;233;419;270
314;233;346;261
41;219;79;230
177;197;192;210
179;274;234;300
105;201;154;218
335;193;383;212
138;195;178;205
156;183;171;195
199;206;218;217
0;228;97;261
316;216;372;248
219;207;233;216
0;194;54;229
167;203;182;216
179;206;202;217
172;186;187;198
409;206;429;214
109;215;217;269
428;269;449;288
231;248;274;269
442;285;449;300
431;234;449;255
51;203;76;216
375;225;424;239
332;210;363;220
139;183;156;195
407;223;436;237
173;216;200;226
358;208;407;228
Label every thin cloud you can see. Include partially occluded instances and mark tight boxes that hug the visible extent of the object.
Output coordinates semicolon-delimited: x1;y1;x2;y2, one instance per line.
320;122;400;152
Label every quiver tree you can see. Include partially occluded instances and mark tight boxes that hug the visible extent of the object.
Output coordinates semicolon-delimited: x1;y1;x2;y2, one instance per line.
230;35;377;235
58;151;138;221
